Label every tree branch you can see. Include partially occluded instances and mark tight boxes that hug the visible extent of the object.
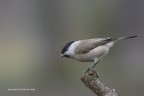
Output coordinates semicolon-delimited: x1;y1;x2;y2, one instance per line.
81;70;119;96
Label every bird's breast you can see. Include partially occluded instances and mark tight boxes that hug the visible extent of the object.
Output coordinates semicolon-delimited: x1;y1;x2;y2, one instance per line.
73;46;109;62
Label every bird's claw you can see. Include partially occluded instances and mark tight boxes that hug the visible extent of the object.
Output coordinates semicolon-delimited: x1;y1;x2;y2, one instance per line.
83;67;99;78
84;67;94;75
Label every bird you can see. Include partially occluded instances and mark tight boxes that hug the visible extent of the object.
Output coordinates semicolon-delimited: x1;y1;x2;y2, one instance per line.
60;35;138;71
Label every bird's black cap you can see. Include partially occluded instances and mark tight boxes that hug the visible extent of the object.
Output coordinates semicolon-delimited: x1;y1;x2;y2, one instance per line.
61;41;75;54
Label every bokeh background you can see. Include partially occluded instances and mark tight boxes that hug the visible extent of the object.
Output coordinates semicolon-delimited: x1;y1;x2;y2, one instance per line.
0;0;144;96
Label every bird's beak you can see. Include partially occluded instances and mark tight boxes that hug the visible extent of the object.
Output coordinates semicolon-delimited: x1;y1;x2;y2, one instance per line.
60;54;64;58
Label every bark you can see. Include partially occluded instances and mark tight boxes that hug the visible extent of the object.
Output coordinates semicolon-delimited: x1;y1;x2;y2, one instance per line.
81;70;119;96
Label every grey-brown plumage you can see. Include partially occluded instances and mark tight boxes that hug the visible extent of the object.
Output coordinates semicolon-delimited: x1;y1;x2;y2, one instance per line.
75;38;112;54
61;35;138;70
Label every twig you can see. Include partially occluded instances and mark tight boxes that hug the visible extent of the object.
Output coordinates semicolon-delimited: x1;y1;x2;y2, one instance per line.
81;70;119;96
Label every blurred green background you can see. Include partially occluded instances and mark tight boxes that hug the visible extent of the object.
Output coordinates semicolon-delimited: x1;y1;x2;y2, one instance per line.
0;0;144;96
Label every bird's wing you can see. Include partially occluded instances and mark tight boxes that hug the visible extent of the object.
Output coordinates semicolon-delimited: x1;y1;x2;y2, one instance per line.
75;38;112;54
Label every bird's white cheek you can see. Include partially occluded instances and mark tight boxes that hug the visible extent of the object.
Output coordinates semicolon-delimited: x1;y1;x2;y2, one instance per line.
65;50;74;56
66;41;80;56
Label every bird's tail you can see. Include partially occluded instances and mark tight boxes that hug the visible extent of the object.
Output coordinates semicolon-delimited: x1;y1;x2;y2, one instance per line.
114;35;139;42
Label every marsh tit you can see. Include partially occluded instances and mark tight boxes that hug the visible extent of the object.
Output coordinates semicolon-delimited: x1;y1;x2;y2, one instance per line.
60;35;138;70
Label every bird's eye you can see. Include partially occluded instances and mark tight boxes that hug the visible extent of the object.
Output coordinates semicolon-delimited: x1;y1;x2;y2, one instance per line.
61;41;74;54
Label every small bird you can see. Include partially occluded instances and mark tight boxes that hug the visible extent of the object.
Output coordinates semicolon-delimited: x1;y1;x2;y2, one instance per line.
60;35;138;70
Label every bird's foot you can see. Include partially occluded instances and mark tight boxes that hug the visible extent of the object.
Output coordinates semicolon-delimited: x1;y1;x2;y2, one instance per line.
83;67;99;78
86;67;93;75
